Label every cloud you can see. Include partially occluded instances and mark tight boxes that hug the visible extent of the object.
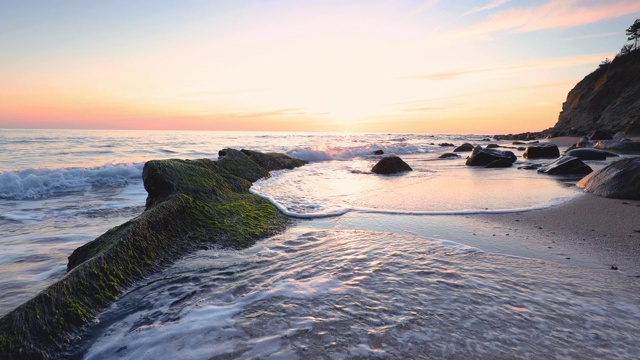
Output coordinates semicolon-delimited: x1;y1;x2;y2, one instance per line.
410;53;611;81
183;88;270;97
222;108;306;119
463;0;511;16
467;0;640;37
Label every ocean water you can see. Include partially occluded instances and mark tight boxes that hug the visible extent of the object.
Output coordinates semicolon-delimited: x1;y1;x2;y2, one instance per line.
1;129;637;359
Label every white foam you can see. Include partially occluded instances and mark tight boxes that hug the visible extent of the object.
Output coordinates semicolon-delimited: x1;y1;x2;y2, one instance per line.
0;163;144;199
287;143;423;162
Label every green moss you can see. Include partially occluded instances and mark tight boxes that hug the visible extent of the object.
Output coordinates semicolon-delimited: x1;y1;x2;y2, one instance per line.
0;150;304;359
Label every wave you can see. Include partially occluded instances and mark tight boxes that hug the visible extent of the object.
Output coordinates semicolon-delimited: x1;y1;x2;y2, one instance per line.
249;188;577;219
0;163;144;200
286;143;426;162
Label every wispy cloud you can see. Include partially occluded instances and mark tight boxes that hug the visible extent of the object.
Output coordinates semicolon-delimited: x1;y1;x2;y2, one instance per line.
222;108;306;119
562;31;619;41
467;0;640;38
410;53;611;81
183;88;270;97
463;0;511;16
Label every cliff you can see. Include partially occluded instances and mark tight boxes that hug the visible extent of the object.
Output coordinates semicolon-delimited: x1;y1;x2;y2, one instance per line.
553;50;640;136
0;149;306;360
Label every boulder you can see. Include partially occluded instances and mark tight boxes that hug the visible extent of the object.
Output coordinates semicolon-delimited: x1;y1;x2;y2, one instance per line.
512;141;526;145
486;144;500;149
466;146;517;167
523;143;560;159
594;140;640;153
537;156;592;175
453;143;474;152
439;142;455;147
518;163;543;170
438;153;460;159
485;159;513;168
577;157;640;200
373;150;384;155
565;149;618;160
0;150;305;359
625;120;640;136
588;130;613;140
371;156;412;174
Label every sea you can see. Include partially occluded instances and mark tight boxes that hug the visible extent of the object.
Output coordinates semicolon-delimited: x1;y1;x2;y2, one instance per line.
1;129;639;359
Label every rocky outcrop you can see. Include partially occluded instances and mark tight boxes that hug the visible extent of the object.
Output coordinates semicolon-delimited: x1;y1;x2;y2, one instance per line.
0;150;306;359
538;156;592;175
565;149;618;160
485;159;513;168
466;146;517;167
523;144;560;159
438;153;460;159
552;50;640;136
371;156;412;174
454;143;474;152
577;157;640;200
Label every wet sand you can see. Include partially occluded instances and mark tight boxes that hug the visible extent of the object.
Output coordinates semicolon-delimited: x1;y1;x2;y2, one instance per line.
474;193;640;276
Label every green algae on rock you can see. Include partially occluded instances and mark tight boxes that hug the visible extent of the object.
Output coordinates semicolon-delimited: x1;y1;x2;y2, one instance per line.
0;150;306;360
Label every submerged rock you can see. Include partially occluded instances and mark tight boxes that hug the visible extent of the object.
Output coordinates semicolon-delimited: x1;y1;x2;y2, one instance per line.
486;144;500;149
565;149;618;160
0;150;306;359
577;157;640;200
594;140;640;153
537;156;592;175
523;143;560;159
373;150;384;155
453;143;474;152
438;153;460;159
371;156;412;174
465;146;517;167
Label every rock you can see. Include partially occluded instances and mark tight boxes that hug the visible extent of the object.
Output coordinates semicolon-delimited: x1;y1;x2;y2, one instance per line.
518;163;543;170
523;143;560;159
517;147;526;151
512;141;525;145
466;146;517;167
453;143;475;152
613;131;628;140
240;149;307;171
438;153;460;159
486;144;500;149
373;150;384;155
439;142;455;147
371;156;413;174
565;149;618;160
594;140;640;153
588;130;613;140
625;120;640;136
485;159;513;168
217;148;270;182
0;150;305;359
537;156;592;175
577;157;640;200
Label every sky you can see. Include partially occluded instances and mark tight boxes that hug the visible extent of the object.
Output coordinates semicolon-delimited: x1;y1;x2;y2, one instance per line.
0;0;638;134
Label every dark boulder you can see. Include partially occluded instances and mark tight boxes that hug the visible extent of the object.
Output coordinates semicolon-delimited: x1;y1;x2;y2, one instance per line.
565;149;618;160
486;144;500;149
594;141;640;153
453;143;474;152
485;159;513;168
588;130;613;140
438;153;460;159
512;141;526;145
439;142;455;147
537;156;592;175
518;163;543;170
371;156;412;174
523;143;560;159
373;150;384;155
577;157;640;200
466;146;517;167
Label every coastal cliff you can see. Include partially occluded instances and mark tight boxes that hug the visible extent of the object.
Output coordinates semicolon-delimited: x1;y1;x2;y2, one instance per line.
553;50;640;136
0;149;305;360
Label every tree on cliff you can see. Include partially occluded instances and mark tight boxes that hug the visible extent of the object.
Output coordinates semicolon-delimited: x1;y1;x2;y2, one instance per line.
626;19;640;50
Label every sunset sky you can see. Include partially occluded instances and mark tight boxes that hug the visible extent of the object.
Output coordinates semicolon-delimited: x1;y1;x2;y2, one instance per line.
1;1;638;133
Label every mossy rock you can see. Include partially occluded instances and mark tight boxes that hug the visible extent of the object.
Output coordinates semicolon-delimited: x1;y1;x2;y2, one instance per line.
0;150;304;359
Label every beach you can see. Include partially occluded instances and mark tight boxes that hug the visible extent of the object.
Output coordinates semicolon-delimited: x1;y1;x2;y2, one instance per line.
1;129;639;359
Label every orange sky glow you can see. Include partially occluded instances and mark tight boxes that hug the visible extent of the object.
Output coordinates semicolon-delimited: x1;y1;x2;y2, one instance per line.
1;1;639;134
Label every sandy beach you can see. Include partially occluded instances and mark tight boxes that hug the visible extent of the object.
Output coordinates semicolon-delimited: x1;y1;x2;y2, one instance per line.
469;194;640;276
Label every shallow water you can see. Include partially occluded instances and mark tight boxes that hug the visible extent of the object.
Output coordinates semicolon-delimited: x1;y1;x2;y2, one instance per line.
67;229;640;359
